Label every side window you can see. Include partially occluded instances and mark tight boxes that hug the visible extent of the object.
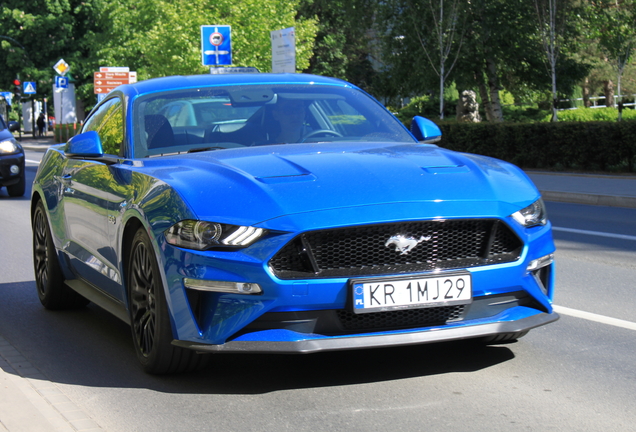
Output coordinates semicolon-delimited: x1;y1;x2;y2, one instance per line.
82;98;123;155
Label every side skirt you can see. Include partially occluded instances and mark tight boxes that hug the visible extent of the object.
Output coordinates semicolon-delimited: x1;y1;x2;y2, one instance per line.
65;278;130;325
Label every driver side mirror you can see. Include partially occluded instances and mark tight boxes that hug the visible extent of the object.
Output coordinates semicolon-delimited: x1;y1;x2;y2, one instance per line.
410;116;442;143
65;130;104;157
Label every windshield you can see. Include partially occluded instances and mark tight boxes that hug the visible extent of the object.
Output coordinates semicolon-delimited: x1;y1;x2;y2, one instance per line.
133;84;415;158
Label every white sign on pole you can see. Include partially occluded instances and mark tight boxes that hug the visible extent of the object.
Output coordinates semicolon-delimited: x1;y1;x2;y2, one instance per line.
270;27;296;73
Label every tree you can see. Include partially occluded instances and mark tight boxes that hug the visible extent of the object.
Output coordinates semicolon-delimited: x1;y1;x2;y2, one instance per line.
587;0;636;120
0;0;99;117
377;0;465;119
534;0;580;122
296;0;378;90
90;0;318;79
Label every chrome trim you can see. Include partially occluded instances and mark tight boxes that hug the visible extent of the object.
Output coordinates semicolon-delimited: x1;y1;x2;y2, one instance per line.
183;278;262;294
174;312;559;353
385;234;432;255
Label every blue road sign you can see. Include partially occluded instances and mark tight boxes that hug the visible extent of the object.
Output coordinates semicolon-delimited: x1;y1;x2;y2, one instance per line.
24;81;36;94
55;76;69;89
201;25;232;66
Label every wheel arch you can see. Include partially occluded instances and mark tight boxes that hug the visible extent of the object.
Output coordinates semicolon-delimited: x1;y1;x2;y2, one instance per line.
121;216;144;307
30;191;43;225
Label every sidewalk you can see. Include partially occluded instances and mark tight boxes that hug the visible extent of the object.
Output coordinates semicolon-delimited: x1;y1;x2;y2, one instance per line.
15;133;58;150
0;336;103;432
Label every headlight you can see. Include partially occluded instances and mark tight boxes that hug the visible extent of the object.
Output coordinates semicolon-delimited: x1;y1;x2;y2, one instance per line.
0;139;20;154
165;220;266;250
511;198;547;227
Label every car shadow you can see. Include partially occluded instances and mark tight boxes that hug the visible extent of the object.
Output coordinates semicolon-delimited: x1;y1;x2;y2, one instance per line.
0;281;516;396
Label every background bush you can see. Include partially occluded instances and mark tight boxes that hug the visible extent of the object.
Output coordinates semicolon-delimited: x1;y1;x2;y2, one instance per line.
435;121;636;172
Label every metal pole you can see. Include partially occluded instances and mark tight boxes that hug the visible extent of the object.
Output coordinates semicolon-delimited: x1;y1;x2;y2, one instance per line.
60;89;64;131
31;99;36;138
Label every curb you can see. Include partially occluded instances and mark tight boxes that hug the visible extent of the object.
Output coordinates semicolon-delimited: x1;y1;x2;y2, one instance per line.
541;190;636;209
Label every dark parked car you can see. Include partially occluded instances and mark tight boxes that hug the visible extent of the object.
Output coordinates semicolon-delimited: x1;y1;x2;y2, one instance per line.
0;118;25;197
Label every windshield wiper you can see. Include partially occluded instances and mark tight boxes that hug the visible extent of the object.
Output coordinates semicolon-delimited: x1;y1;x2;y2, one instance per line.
187;146;225;153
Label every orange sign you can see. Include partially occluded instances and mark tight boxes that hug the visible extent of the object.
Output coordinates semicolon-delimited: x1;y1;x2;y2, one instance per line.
93;71;137;94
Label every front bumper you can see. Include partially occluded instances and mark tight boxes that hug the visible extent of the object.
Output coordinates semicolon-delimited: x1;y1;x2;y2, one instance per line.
0;154;25;186
158;214;556;351
174;308;559;353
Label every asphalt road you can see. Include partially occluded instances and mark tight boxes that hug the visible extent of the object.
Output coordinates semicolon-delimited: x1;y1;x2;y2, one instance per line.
0;150;635;431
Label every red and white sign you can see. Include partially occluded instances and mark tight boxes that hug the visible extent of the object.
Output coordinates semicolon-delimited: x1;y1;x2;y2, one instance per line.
99;67;129;72
209;32;224;46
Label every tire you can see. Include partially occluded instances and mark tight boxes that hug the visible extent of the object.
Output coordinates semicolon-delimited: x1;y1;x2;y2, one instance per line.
7;173;25;197
128;227;209;375
32;201;89;309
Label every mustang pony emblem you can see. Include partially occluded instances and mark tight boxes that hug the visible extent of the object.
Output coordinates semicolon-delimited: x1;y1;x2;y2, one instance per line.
385;234;432;255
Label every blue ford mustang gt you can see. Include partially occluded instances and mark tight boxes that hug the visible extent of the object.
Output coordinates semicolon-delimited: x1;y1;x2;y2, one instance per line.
31;73;557;374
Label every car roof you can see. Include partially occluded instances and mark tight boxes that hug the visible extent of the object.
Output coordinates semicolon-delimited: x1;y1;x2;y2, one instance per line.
117;73;355;98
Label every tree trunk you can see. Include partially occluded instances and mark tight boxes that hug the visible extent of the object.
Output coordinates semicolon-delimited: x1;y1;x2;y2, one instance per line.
617;67;624;121
604;80;614;107
582;78;590;108
485;57;504;122
474;71;494;122
550;58;558;122
439;63;445;119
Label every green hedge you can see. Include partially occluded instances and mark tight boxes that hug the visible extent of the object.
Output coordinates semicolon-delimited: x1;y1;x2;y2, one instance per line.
437;121;636;172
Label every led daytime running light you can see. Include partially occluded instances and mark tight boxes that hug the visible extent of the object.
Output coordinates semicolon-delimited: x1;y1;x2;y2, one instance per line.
165;220;265;250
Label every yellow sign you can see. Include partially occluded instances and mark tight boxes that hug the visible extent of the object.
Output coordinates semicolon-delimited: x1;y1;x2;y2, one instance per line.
53;59;70;76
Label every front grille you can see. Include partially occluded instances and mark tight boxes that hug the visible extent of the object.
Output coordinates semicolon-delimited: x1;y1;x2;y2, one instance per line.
269;219;522;279
336;305;466;331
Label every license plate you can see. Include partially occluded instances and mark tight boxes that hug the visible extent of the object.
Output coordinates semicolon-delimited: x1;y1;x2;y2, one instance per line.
351;272;472;314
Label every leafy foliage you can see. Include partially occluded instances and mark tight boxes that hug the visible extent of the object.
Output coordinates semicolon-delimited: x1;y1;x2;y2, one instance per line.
0;0;100;107
296;0;377;90
1;0;317;116
91;0;317;79
549;107;636;122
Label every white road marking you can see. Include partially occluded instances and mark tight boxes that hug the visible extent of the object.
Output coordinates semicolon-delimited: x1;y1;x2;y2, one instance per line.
552;226;636;242
25;159;41;164
553;305;636;331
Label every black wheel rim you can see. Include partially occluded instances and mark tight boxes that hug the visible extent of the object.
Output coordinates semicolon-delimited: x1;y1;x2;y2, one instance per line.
33;209;49;295
130;240;157;357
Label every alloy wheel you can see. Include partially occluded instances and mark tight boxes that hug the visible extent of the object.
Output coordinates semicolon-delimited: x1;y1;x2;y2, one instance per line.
130;240;157;357
33;209;49;295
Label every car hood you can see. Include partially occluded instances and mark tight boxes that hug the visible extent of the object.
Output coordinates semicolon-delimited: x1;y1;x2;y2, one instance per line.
137;142;540;229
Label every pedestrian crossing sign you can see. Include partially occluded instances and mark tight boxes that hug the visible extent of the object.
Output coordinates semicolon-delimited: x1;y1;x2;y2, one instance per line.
23;81;36;94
